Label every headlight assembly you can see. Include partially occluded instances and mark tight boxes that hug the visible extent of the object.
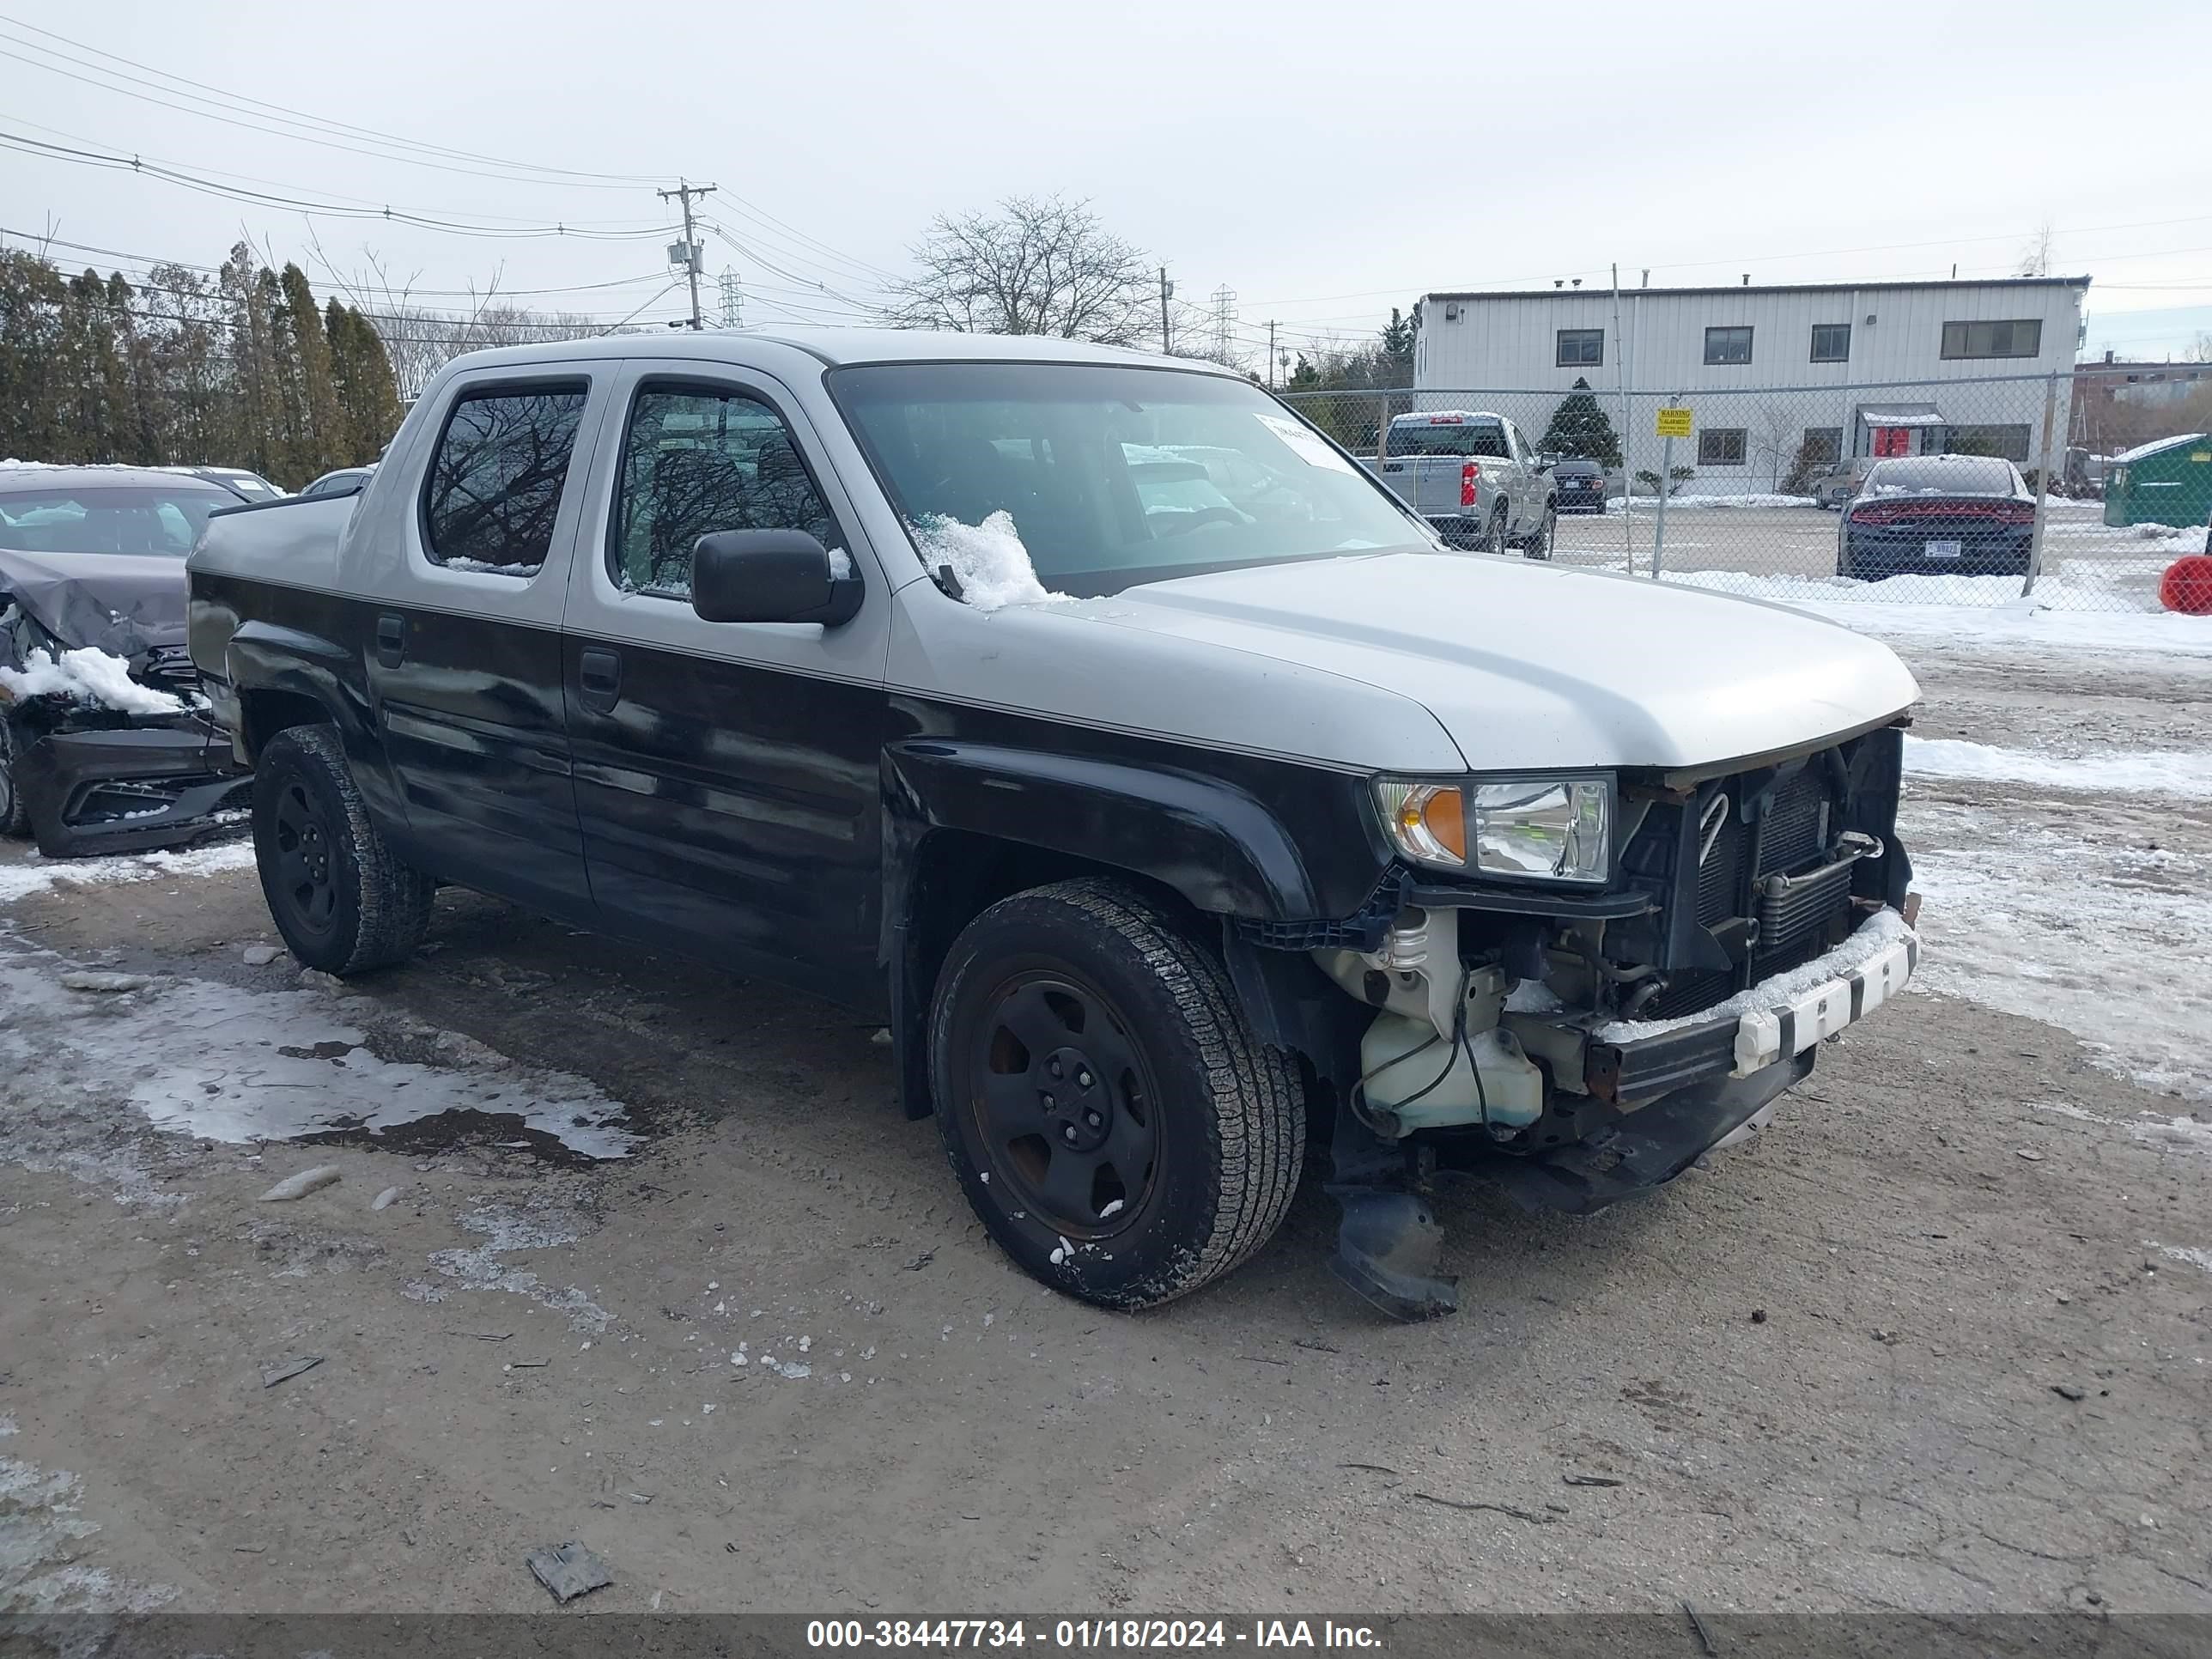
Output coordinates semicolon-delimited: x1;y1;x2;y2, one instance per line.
1375;775;1611;884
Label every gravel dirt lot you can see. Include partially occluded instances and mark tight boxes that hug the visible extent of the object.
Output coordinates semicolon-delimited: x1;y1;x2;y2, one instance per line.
3;616;2209;1622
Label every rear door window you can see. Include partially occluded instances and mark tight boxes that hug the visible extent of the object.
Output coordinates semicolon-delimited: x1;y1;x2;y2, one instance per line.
610;384;846;599
422;383;590;574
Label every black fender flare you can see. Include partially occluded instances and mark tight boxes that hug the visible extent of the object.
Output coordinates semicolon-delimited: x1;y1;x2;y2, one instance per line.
220;624;408;835
879;739;1335;1118
884;739;1325;923
222;623;371;762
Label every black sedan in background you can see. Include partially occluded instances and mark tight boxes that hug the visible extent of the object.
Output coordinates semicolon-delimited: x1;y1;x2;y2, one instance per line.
1550;457;1608;514
1837;454;2035;580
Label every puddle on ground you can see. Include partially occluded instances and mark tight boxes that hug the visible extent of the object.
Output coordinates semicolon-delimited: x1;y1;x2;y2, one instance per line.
0;945;641;1162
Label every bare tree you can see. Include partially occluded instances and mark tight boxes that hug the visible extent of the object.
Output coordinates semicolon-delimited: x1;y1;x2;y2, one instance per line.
1748;400;1801;489
2015;219;2057;278
884;195;1156;345
320;252;608;400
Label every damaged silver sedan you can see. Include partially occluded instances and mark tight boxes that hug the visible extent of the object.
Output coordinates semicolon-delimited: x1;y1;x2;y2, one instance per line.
0;466;251;857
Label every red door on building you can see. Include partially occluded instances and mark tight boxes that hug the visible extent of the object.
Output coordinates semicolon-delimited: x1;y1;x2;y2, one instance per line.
1872;426;1911;458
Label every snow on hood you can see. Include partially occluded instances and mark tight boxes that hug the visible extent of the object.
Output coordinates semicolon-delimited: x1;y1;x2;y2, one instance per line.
0;646;185;715
0;545;187;659
1080;551;1921;774
912;512;1072;611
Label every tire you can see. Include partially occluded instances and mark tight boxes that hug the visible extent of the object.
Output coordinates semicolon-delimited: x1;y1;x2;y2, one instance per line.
929;878;1305;1310
1520;503;1557;560
252;724;434;975
1480;507;1508;556
0;714;29;839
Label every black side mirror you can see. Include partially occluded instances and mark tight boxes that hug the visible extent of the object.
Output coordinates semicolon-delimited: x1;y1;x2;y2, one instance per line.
690;530;862;626
1535;452;1560;471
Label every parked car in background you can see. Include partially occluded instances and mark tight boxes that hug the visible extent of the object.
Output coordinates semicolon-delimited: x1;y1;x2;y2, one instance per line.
1807;461;1863;510
1364;410;1557;557
1836;455;2034;580
1550;457;1607;514
189;328;1923;1322
0;465;249;854
300;465;374;499
187;466;286;503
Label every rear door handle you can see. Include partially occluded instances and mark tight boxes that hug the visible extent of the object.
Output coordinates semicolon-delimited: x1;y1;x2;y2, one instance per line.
374;614;405;668
577;647;623;714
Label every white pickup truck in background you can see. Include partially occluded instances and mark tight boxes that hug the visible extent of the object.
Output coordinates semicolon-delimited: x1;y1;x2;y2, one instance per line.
1367;410;1558;558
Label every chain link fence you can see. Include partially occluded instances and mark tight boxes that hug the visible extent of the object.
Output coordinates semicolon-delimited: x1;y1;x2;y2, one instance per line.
1277;364;2211;614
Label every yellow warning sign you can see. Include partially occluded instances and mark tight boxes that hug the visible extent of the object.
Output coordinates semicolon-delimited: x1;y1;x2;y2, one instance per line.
1655;406;1693;439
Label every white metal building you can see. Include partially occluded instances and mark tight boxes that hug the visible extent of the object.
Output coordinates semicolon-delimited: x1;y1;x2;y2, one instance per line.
1413;276;2089;488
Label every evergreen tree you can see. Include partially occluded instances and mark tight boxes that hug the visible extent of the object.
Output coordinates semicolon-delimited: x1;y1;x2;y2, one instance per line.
325;299;403;465
1540;376;1622;468
280;263;342;478
1379;307;1414;380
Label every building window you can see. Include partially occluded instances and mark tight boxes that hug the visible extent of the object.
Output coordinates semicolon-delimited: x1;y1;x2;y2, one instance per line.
1703;326;1753;366
1943;423;2033;464
1941;319;2043;359
1698;428;1748;466
1556;328;1603;368
1809;323;1850;363
1802;427;1843;465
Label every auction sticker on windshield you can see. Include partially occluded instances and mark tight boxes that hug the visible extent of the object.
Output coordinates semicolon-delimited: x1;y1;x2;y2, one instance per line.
1255;411;1356;474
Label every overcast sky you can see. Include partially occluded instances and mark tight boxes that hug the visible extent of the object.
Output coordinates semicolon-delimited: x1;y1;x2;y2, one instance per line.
4;0;2208;363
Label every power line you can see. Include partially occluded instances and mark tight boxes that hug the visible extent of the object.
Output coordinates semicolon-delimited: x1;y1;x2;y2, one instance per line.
0;15;904;288
0;129;682;240
0;14;674;190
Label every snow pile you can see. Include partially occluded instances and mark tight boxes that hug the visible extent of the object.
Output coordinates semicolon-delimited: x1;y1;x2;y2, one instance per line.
1609;493;1819;513
911;512;1071;611
438;557;541;578
0;647;184;716
1595;908;1916;1043
1662;563;2212;621
0;840;254;905
1903;799;2212;1102
1904;735;2212;800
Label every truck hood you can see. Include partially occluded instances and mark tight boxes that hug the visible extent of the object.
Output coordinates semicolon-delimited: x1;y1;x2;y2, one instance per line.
1085;552;1920;773
0;545;187;659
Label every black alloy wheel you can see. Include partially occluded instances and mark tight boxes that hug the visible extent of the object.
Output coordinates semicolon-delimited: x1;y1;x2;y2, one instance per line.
929;879;1304;1310
270;774;341;939
967;968;1159;1238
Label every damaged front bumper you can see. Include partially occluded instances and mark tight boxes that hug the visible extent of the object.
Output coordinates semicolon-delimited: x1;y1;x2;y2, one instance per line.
17;711;249;858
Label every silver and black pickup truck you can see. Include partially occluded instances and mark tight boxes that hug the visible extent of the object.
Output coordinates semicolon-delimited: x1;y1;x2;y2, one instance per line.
187;329;1923;1320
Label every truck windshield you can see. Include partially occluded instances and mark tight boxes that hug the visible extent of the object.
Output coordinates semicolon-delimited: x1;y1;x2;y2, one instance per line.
0;485;233;556
830;362;1430;597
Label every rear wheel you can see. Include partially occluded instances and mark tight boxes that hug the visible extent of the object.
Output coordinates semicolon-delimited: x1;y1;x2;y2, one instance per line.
1480;507;1508;555
252;725;434;974
0;714;29;839
929;878;1304;1310
1519;503;1557;560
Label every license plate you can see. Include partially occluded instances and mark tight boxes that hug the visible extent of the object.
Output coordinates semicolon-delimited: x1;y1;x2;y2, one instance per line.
1923;540;1963;559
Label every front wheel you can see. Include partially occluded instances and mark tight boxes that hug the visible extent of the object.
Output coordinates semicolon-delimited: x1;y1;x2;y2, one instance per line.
252;724;434;974
929;879;1305;1310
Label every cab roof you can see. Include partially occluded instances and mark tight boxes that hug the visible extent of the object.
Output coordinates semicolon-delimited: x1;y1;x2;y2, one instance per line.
427;325;1247;377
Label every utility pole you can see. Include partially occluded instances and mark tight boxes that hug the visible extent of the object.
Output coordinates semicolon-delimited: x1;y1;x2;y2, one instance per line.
1267;319;1278;389
659;179;717;330
1158;267;1175;355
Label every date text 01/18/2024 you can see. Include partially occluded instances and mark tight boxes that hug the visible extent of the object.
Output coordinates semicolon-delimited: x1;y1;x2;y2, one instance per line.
805;1621;1383;1650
